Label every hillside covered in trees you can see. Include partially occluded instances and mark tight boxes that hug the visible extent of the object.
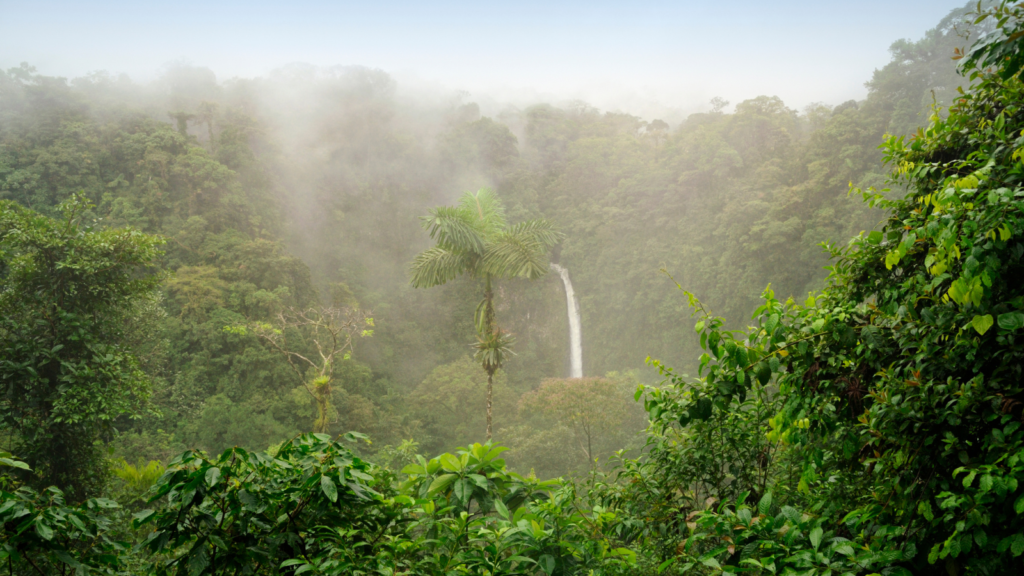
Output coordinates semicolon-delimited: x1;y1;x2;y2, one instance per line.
3;1;1024;574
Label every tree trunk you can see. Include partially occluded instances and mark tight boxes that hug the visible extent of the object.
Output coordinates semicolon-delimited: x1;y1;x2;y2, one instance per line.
312;376;331;434
486;371;493;441
484;274;495;441
483;275;495;334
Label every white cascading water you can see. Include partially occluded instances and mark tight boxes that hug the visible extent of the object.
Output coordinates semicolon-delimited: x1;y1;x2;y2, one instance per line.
550;263;583;378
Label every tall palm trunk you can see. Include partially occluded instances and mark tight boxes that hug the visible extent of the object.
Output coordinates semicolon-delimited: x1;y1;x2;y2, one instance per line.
483;274;496;441
486;372;493;440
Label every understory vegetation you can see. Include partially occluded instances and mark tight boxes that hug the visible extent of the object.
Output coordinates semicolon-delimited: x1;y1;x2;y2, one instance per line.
3;1;1024;574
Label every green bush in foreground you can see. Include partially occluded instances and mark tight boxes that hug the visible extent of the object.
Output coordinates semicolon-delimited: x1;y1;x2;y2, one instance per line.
605;3;1024;574
130;434;626;575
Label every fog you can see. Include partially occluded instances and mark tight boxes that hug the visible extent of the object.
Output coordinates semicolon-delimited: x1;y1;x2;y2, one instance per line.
3;0;967;119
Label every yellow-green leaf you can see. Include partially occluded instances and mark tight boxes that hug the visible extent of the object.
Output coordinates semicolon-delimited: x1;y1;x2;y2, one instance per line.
971;314;994;335
440;453;462;472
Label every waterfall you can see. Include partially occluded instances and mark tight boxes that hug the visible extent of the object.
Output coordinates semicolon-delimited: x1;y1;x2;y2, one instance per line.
550;263;583;378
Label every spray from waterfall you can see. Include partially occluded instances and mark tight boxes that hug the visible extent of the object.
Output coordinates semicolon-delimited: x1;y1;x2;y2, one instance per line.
550;263;582;378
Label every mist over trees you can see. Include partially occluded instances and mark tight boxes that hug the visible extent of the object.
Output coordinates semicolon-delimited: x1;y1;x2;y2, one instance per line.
4;1;1024;574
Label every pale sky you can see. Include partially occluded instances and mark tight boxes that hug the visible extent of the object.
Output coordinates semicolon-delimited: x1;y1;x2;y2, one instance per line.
0;0;970;117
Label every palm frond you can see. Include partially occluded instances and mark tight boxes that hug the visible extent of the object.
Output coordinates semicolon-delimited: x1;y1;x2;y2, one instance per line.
504;219;564;250
421;206;486;254
409;246;471;288
483;234;545;280
458;189;507;237
482;218;564;279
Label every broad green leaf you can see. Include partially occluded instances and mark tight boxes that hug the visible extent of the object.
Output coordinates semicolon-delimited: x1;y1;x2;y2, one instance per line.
67;513;87;532
495;498;509;519
885;250;900;270
949;535;962;557
539;554;556;575
400;463;425;475
756;362;771;385
733;346;748;366
1014;534;1024;557
209;534;228;550
440;453;463;472
971;314;994;335
834;544;855;556
809;526;823;550
699;556;721;569
91;498;119;509
974;528;988;548
132;509;156;527
483;446;509;460
34;521;53;541
0;457;30;470
205;467;221;487
189;547;210;575
861;325;883;349
611;548;637;563
453;478;472;504
781;506;801;523
53;551;84;570
758;492;773;515
428;473;458;495
918;500;934;521
321;474;338;503
998;311;1024;331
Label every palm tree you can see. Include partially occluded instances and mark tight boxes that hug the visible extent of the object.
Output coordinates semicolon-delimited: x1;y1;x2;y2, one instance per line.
410;189;562;440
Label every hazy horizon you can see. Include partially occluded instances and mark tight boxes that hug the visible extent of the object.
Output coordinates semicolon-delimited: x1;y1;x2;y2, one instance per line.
3;0;968;120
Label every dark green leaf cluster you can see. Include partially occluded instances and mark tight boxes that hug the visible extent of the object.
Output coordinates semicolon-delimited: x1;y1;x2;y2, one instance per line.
120;435;623;575
1;453;129;575
0;194;164;498
963;1;1024;80
134;432;400;575
670;491;907;576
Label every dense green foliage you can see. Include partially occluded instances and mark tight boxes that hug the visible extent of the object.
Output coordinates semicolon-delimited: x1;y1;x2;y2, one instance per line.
0;195;163;499
4;1;1024;574
594;4;1024;575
